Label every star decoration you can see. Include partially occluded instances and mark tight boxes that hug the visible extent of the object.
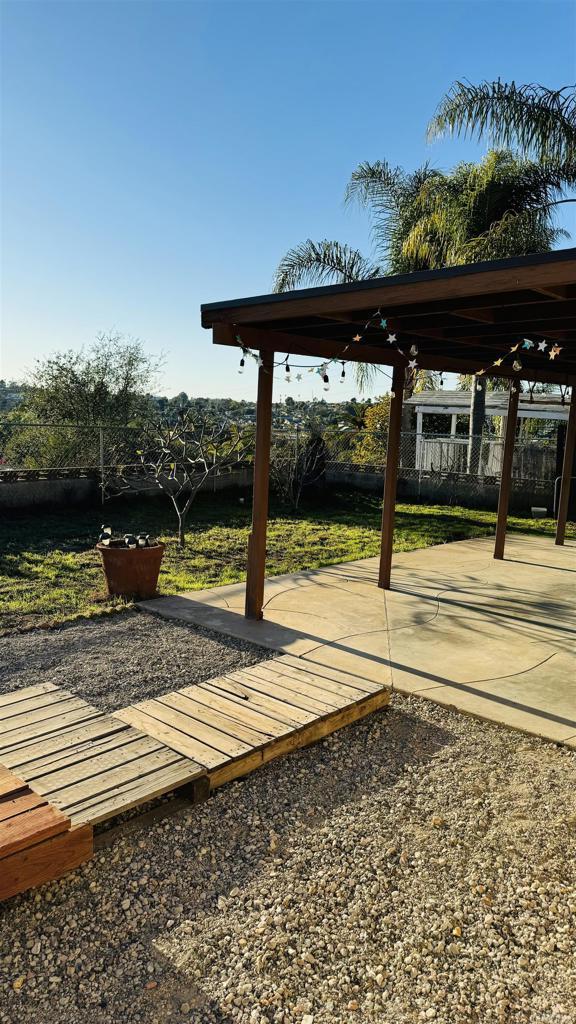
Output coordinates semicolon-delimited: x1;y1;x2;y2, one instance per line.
549;344;562;360
387;333;397;343
380;318;388;329
510;343;520;353
296;374;302;382
522;339;534;350
352;334;362;343
476;369;485;376
537;340;548;352
408;359;418;370
493;358;503;367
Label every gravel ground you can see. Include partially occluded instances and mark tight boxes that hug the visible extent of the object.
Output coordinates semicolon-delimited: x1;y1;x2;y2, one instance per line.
1;693;575;1024
0;611;273;711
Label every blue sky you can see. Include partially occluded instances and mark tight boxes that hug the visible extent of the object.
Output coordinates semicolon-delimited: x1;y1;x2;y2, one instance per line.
1;0;575;402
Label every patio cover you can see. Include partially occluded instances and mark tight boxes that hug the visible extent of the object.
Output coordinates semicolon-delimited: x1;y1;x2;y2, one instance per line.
202;249;576;618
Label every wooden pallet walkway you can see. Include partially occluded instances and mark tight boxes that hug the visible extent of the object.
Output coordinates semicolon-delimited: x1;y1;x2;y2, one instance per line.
115;654;390;788
0;683;204;828
1;657;390;897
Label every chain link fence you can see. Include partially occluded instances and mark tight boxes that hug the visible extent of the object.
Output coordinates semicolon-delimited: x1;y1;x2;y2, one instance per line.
0;421;562;510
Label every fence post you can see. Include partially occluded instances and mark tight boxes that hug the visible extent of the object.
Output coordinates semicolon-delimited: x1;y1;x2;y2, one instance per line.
99;427;105;505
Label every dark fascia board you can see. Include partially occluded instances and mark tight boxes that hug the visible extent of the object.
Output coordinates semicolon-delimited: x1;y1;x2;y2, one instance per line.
200;248;576;324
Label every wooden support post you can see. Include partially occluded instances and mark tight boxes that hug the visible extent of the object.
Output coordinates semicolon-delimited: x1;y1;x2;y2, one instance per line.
494;384;520;560
245;350;274;619
378;364;405;589
555;388;576;546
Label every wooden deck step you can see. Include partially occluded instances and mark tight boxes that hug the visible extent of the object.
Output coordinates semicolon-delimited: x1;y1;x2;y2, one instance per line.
0;685;206;827
116;657;390;789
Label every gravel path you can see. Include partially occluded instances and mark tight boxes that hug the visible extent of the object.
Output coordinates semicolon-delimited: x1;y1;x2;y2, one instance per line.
0;611;273;711
1;693;575;1024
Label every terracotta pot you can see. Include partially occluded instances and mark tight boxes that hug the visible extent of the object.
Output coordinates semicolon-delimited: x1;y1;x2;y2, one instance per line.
97;542;165;599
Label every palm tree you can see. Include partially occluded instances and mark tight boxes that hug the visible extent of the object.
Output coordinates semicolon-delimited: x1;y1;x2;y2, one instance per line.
274;151;569;391
427;81;575;456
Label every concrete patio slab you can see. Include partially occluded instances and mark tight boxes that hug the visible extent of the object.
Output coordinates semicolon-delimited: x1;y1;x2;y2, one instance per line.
140;534;576;745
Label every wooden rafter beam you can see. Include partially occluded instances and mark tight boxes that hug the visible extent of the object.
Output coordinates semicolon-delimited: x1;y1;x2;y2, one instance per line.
213;323;575;386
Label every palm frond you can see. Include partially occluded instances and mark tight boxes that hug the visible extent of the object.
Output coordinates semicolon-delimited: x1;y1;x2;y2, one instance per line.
460;207;568;263
344;160;444;269
273;239;382;293
427;80;576;163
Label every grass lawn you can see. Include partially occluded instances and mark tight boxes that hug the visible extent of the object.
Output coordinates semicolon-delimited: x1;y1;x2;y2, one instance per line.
0;489;572;633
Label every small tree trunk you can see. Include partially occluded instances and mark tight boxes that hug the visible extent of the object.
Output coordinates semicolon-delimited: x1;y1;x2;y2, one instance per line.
177;513;186;548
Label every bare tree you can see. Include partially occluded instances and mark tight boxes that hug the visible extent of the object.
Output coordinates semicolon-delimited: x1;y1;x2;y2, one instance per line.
270;426;327;510
108;413;252;546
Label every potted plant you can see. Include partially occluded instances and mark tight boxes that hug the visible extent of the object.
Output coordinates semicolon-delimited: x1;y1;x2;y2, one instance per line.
96;527;165;600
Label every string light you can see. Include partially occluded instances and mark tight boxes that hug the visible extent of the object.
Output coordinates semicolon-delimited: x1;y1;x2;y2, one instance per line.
233;308;568;397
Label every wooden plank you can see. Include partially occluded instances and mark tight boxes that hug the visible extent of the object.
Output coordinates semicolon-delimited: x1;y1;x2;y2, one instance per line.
0;825;93;902
30;735;166;796
265;659;379;701
277;654;382;694
64;760;204;826
210;689;391;789
556;395;576;545
0;802;69;859
149;696;254;758
0;688;78;721
46;746;187;811
0;683;59;710
211;675;317;727
114;706;226;769
0;695;90;734
185;684;293;738
1;717;130;770
22;727;146;780
245;348;274;620
233;666;341;714
160;691;274;746
379;364;405;589
494;384;520;559
0;768;27;798
0;791;47;823
0;706;101;753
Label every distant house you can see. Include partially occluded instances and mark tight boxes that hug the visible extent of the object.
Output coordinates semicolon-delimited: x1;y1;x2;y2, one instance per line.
405;390;569;479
